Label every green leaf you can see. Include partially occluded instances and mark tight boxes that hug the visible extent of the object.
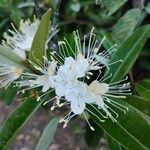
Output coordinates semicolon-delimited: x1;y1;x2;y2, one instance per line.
0;45;25;68
0;85;18;105
35;117;59;150
85;118;104;148
135;79;150;101
106;134;122;150
29;9;51;65
109;25;150;83
88;98;150;150
0;98;42;149
145;2;150;15
113;9;141;43
101;0;127;16
123;95;150;116
97;30;118;49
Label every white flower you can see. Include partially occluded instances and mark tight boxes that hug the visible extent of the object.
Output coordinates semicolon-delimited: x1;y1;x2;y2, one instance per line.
0;64;23;88
52;28;119;79
2;18;40;59
16;57;57;99
52;68;130;130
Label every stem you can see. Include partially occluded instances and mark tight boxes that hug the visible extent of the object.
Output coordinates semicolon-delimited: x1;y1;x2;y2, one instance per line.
34;0;40;18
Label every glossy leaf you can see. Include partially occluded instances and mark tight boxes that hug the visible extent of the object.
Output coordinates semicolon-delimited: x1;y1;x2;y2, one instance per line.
135;79;150;101
0;85;18;105
145;2;150;15
113;9;141;43
85;118;104;147
35;117;59;150
29;9;51;65
102;0;127;16
0;98;42;149
106;134;122;150
123;95;150;116
0;45;26;68
109;25;150;83
88;98;150;150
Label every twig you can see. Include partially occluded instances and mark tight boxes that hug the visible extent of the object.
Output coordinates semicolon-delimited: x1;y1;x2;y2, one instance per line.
34;0;40;18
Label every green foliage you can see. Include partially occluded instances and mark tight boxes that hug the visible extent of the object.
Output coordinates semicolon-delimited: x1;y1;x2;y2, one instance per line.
112;9;141;43
35;117;59;150
109;25;150;83
0;85;18;105
29;9;51;65
135;79;150;101
101;0;128;16
88;99;150;150
0;98;42;150
0;1;150;149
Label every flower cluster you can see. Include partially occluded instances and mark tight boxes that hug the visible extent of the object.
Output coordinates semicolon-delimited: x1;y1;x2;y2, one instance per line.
0;18;131;130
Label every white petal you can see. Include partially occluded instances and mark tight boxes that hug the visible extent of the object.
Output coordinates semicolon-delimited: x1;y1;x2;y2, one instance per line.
55;85;65;97
89;80;109;95
70;98;85;115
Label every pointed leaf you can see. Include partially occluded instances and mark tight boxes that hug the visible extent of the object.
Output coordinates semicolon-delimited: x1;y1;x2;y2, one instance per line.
35;117;59;150
0;98;42;149
0;45;27;69
123;95;150;116
113;9;141;43
29;9;51;64
135;79;150;101
101;0;127;16
106;134;122;150
88;99;150;150
109;25;150;83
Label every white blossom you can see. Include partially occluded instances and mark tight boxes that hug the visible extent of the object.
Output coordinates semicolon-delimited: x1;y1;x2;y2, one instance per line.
0;64;23;88
2;18;40;59
16;56;57;100
51;67;131;130
52;28;119;79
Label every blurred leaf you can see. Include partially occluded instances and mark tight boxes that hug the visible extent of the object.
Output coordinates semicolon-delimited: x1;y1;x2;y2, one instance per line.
145;2;150;15
123;95;150;116
113;9;141;43
102;0;128;16
106;134;122;150
85;118;104;148
109;25;150;83
35;117;59;150
29;9;51;65
10;9;22;26
97;30;118;48
0;85;18;105
0;19;9;28
135;79;150;101
139;57;150;71
0;98;42;149
88;98;150;150
0;45;24;66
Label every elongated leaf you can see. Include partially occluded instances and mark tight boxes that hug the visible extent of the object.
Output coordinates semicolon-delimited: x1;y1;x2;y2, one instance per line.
106;134;122;150
101;0;127;16
0;98;42;149
145;2;150;15
0;46;26;69
0;85;18;105
35;117;59;150
85;118;104;148
88;98;150;150
113;9;141;43
123;95;150;116
29;9;51;65
109;25;150;83
135;79;150;101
